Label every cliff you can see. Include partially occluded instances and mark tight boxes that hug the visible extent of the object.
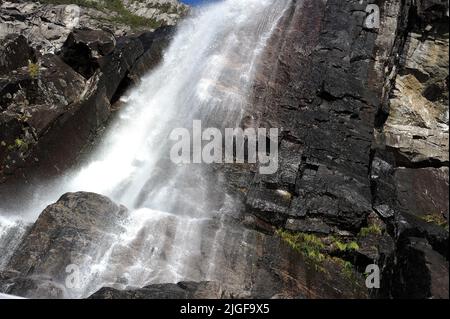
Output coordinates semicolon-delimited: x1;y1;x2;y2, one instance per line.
0;0;448;299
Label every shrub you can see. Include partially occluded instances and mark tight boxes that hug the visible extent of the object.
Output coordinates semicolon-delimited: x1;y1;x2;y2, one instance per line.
28;60;40;79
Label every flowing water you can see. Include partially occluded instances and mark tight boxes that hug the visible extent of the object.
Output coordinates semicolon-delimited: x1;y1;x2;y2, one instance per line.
0;0;291;297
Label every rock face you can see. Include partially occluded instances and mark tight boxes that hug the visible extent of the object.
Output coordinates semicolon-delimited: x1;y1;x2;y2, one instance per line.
0;2;177;192
121;0;187;25
0;192;127;298
0;1;186;54
1;192;368;299
0;0;448;300
370;0;449;299
239;0;449;299
89;281;226;299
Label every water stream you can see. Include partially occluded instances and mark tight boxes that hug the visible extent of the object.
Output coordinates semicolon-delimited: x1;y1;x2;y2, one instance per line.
0;0;291;298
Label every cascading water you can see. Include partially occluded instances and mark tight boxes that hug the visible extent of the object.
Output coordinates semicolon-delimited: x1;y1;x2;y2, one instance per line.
0;0;290;298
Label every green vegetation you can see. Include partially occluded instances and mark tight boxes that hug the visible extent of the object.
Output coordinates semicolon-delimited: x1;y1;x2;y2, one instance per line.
28;60;40;79
330;237;360;252
358;224;383;237
420;214;448;231
276;230;361;276
277;230;326;267
7;138;28;152
41;0;165;29
331;257;355;280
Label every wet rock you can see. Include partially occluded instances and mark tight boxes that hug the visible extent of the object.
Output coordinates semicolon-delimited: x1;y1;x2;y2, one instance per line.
246;185;292;227
393;237;449;299
293;164;371;232
0;192;368;299
89;281;224;299
395;167;449;221
395;212;448;259
285;218;331;235
0;113;21;165
0;23;175;183
128;26;176;83
0;192;127;298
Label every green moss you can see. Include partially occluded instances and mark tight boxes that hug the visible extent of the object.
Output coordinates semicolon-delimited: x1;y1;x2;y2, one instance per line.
358;224;382;237
420;214;448;231
277;230;365;287
330;257;361;288
15;139;28;150
330;236;360;252
276;230;326;266
7;138;28;152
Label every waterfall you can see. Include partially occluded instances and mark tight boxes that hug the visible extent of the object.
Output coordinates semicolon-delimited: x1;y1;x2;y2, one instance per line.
0;0;290;298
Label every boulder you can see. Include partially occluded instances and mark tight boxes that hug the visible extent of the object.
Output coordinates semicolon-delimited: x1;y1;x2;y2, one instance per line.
59;29;116;79
0;192;127;298
0;34;35;75
392;237;449;299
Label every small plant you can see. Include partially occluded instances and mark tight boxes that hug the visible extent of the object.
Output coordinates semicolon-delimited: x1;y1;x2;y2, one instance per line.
421;214;448;231
330;237;360;252
277;230;326;266
8;138;28;152
358;224;382;237
28;60;40;79
277;230;366;288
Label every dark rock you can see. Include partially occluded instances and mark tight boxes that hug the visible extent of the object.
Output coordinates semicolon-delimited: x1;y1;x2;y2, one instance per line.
395;212;448;259
0;191;368;299
89;281;225;299
60;29;116;79
0;34;35;75
0;192;127;298
0;25;174;184
246;185;291;226
293;164;371;231
0;113;22;165
395;167;449;221
370;153;397;218
128;26;177;83
392;237;449;299
285;218;331;235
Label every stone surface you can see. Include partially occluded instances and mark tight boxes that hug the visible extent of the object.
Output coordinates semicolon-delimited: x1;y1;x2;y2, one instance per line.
395;167;449;221
0;1;186;55
392;237;448;299
0;5;176;185
89;281;225;299
0;34;35;75
0;192;127;298
0;192;368;299
0;0;448;300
